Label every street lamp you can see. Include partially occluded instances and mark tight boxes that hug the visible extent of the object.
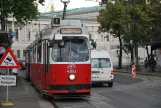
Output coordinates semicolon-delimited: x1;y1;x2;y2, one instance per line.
60;0;70;20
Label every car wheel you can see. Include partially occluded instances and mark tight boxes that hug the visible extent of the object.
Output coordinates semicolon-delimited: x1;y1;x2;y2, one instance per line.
108;82;113;87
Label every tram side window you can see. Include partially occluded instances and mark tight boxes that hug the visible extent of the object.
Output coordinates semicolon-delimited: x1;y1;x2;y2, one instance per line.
37;45;42;62
34;47;36;62
32;49;34;62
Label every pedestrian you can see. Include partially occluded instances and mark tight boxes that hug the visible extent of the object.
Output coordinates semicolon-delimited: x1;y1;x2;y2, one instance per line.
11;68;20;86
151;58;156;72
144;57;148;69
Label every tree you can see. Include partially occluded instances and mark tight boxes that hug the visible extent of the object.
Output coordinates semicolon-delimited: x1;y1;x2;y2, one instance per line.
0;0;40;23
97;1;131;69
116;0;152;64
97;0;154;69
150;0;161;42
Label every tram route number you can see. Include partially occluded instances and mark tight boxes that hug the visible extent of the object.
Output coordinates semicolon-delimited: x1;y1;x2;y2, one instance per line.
67;69;76;73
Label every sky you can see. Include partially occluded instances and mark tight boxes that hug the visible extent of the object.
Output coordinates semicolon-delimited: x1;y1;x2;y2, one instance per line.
38;0;100;13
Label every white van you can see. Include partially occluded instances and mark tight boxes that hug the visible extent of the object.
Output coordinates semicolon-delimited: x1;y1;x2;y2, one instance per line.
91;50;114;87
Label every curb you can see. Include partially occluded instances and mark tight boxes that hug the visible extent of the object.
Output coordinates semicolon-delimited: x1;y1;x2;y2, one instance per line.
114;70;161;77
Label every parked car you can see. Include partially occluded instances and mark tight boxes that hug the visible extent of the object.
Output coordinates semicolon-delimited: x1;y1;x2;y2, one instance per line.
91;50;114;87
18;60;26;70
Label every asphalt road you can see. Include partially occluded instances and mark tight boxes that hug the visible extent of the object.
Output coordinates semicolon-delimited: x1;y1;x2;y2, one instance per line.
53;74;161;108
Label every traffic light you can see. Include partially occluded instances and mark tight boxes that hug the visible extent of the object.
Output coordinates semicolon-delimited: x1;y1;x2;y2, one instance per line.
53;18;60;24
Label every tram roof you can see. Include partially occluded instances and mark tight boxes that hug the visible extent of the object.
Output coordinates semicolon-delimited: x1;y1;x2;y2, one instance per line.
25;25;90;51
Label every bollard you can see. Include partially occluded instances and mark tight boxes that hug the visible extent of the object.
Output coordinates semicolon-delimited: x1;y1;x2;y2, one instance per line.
132;64;136;78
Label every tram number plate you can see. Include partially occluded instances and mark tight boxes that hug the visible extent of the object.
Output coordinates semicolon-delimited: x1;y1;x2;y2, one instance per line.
67;69;76;73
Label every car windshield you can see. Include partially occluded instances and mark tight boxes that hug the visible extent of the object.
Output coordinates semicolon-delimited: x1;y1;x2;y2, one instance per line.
91;58;111;68
18;60;25;65
52;38;89;62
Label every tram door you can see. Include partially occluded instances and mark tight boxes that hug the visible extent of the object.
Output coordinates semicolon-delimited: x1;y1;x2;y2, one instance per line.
43;40;49;91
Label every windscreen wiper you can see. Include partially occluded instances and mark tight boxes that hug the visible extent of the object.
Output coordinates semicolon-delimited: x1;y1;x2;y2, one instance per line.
99;60;103;70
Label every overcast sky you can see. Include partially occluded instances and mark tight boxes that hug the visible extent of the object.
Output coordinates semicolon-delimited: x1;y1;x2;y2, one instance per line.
38;0;100;13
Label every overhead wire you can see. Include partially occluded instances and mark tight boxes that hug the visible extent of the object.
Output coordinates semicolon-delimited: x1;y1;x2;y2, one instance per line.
43;0;53;13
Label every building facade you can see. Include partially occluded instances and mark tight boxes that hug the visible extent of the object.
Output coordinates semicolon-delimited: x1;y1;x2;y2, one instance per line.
6;18;51;60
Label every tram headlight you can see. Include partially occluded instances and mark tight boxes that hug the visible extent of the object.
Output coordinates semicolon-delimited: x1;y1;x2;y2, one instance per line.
69;74;75;81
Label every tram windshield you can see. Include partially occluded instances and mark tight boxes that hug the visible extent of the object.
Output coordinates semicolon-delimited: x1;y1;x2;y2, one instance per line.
52;38;89;62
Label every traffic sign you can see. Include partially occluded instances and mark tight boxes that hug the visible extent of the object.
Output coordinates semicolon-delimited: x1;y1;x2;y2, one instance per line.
10;32;15;36
0;48;21;68
0;75;16;86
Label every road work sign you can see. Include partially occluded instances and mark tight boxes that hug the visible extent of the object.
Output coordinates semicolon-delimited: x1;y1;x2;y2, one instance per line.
0;48;21;68
0;75;16;86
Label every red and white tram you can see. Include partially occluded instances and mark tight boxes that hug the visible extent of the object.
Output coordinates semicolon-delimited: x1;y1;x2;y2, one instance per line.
25;18;91;98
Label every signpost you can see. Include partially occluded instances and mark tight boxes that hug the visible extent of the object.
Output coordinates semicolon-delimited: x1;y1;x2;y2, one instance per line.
0;75;16;86
0;48;21;107
10;32;15;36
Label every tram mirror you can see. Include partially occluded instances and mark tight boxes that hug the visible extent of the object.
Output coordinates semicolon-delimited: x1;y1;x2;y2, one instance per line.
58;40;65;48
48;40;53;48
90;39;97;50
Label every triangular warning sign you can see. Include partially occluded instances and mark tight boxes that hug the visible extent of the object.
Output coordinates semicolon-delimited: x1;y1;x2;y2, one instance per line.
0;48;21;68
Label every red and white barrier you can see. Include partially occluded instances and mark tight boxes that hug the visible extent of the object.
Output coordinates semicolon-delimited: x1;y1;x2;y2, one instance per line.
132;64;136;78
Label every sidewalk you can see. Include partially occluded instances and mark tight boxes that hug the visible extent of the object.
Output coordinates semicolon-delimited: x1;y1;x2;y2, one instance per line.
0;71;54;108
114;66;161;76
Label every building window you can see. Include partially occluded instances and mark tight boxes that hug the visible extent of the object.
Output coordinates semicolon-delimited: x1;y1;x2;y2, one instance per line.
8;29;12;38
101;36;104;42
23;50;25;57
9;29;12;33
106;35;109;42
17;50;20;58
27;32;31;41
15;29;18;40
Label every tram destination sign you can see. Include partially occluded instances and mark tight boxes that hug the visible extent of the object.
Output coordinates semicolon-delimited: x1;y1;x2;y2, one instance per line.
60;28;82;34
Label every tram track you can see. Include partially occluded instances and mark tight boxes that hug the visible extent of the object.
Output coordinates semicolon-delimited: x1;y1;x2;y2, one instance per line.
49;93;111;108
22;78;98;108
50;98;101;108
50;98;59;108
82;98;104;108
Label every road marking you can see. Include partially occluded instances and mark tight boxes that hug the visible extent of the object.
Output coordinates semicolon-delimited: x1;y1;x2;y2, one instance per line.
92;93;111;101
63;104;86;108
95;102;116;108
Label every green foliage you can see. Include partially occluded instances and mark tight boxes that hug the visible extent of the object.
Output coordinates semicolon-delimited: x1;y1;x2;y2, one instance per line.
97;0;160;67
0;0;40;23
97;1;131;37
97;1;131;68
